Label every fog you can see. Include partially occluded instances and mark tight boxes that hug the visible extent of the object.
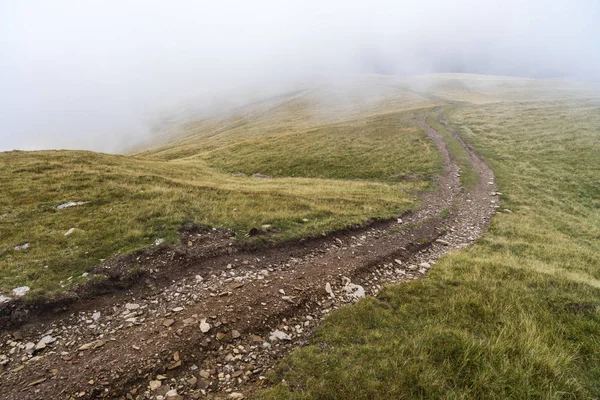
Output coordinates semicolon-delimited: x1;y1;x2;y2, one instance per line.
1;0;599;153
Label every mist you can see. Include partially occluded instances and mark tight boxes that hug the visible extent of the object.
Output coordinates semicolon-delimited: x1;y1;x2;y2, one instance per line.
1;0;599;153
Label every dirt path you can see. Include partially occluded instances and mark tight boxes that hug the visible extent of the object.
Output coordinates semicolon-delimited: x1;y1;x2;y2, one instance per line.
0;108;497;400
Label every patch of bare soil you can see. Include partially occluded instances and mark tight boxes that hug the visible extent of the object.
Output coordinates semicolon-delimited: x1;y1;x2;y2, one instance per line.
0;110;497;400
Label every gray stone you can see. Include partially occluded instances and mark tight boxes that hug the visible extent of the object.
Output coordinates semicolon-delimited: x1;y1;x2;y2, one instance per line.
11;286;29;297
56;201;87;210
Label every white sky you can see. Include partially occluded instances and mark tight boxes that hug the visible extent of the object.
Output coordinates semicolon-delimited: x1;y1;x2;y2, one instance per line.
1;0;599;152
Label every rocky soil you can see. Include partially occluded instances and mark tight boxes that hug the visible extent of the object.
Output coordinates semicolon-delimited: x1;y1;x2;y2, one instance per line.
0;110;498;400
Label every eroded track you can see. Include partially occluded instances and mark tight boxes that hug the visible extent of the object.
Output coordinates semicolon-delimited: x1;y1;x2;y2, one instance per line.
0;108;498;400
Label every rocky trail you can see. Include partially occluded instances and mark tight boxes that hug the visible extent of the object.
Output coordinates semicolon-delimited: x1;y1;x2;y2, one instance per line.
0;109;498;400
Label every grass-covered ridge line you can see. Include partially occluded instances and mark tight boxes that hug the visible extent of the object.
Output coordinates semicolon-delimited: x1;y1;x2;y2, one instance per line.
257;99;600;399
0;110;441;297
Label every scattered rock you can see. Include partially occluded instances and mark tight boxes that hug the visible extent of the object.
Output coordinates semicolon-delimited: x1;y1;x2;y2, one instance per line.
325;282;335;298
435;239;450;246
34;342;46;351
92;311;101;321
155;238;165;246
394;259;402;265
0;295;12;303
0;355;9;365
149;380;162;390
78;339;105;351
231;330;241;339
26;378;46;387
344;282;366;299
163;319;175;327
172;307;184;313
269;330;291;341
187;376;198;386
64;228;75;236
24;342;35;353
166;388;183;399
11;286;29;297
199;370;210;379
200;320;211;333
57;201;87;210
34;335;56;351
229;393;245;399
125;303;140;310
13;243;29;251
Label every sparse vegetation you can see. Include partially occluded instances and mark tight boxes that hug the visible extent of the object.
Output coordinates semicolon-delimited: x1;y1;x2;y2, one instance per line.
257;97;600;399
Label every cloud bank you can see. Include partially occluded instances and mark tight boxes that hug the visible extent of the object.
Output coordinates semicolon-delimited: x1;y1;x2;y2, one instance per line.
1;0;599;152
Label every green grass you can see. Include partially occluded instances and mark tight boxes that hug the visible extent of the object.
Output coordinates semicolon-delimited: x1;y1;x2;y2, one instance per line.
426;107;478;187
0;108;441;297
204;112;440;182
257;97;600;399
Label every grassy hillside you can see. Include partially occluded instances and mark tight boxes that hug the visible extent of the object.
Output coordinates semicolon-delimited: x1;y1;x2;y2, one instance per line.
204;112;438;181
0;90;442;297
258;95;600;398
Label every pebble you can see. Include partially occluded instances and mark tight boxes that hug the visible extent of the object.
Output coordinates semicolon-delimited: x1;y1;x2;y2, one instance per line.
200;320;211;333
149;380;161;390
56;201;87;210
325;282;335;298
199;370;210;379
269;330;291;341
78;339;105;351
125;303;140;310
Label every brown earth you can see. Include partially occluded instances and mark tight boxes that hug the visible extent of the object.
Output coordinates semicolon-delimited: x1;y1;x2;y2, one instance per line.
0;109;497;400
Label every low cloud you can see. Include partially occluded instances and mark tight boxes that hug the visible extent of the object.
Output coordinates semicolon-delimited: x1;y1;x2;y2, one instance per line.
1;0;599;152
